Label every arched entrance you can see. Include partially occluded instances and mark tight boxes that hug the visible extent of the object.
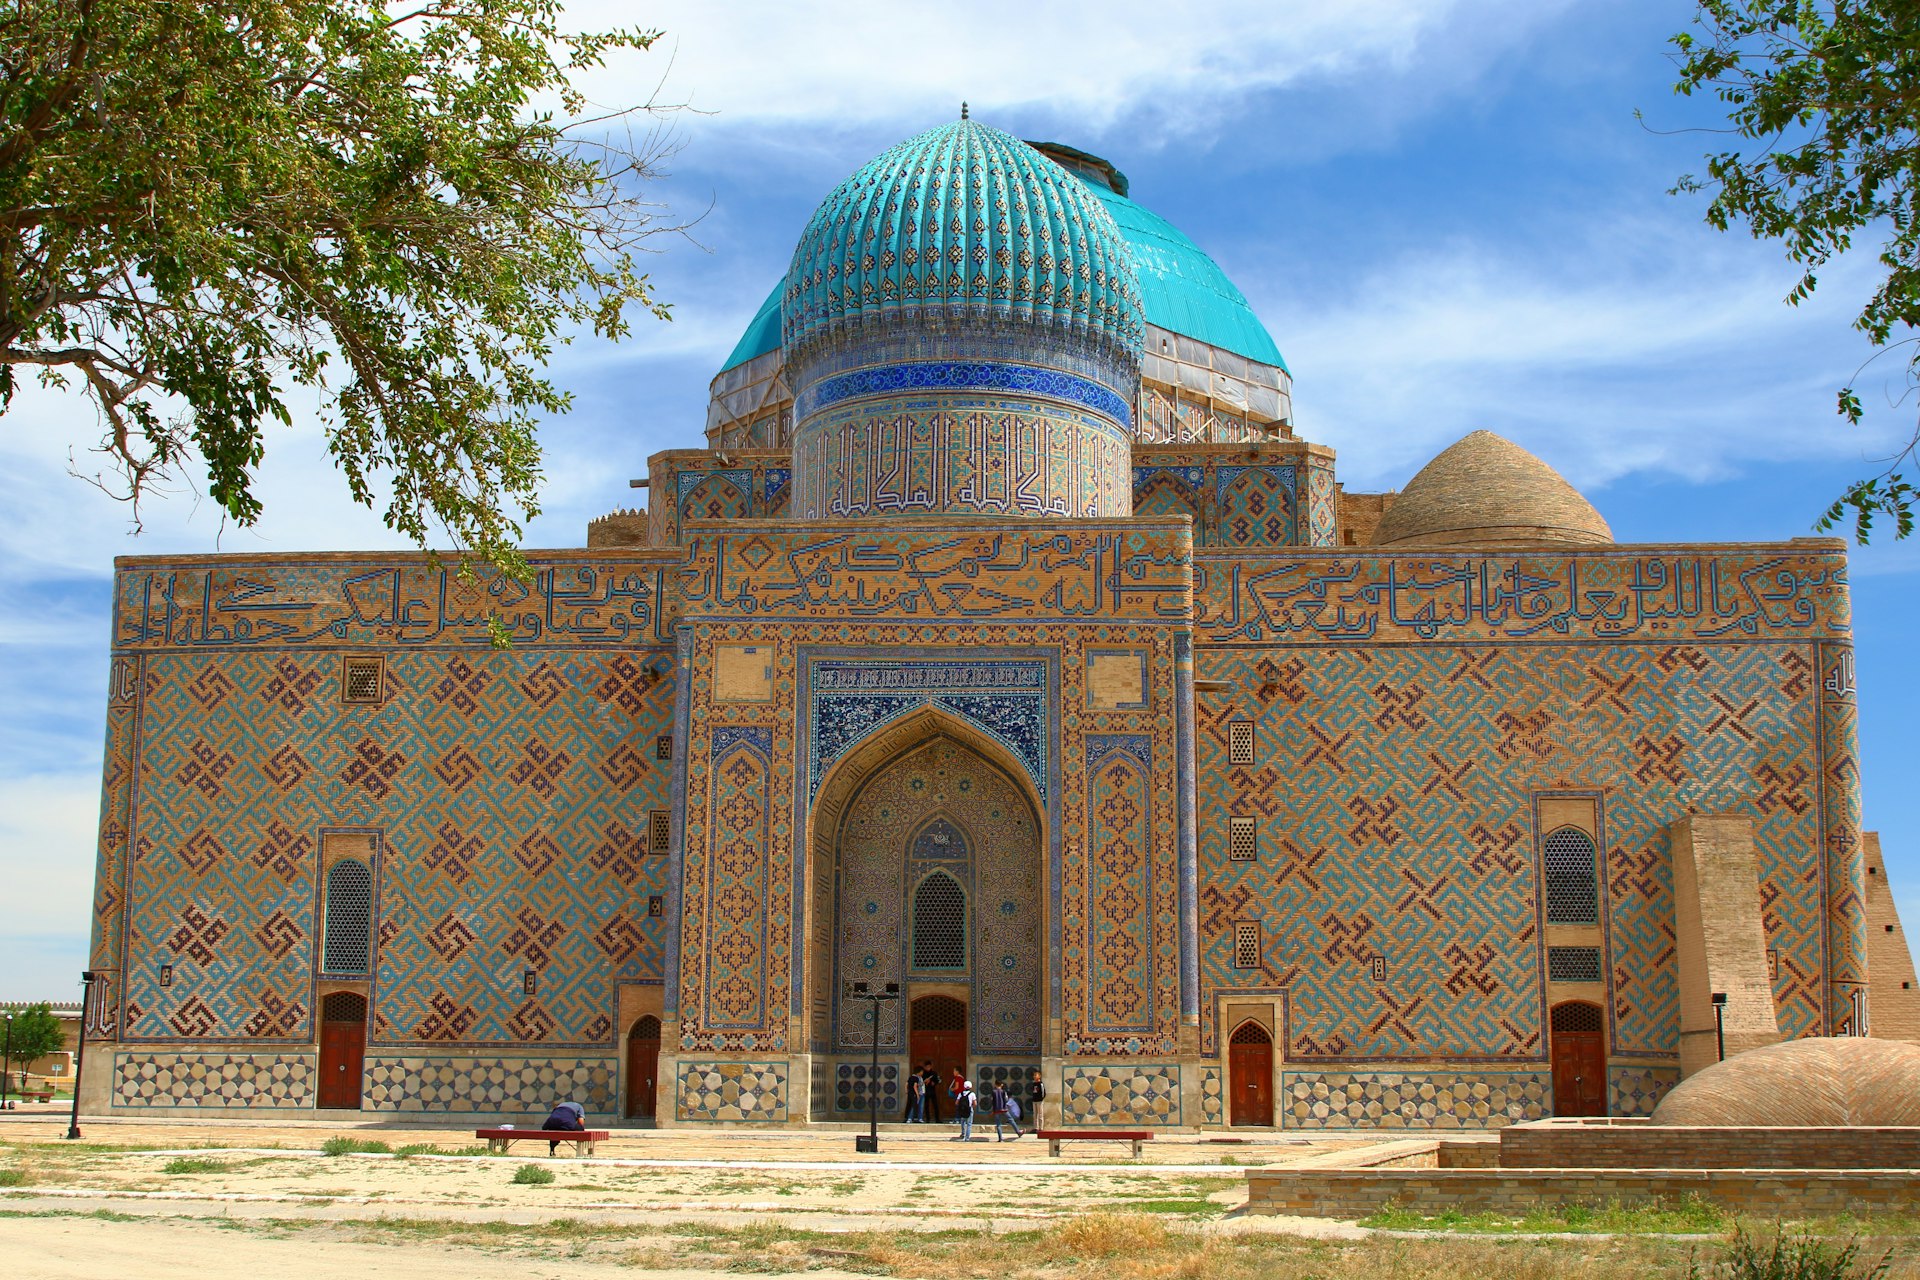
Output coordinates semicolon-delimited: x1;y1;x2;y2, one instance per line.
626;1016;661;1119
1549;1001;1607;1116
316;992;366;1110
1228;1021;1273;1126
807;723;1045;1115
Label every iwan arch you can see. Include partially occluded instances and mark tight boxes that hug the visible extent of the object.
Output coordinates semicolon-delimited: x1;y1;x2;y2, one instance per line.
81;116;1920;1130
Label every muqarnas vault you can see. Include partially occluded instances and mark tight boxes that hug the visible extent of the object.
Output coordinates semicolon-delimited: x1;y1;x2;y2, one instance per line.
84;116;1920;1129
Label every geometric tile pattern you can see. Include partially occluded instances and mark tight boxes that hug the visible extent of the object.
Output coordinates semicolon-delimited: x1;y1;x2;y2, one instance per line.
1819;642;1866;1034
1199;1064;1224;1126
1195;641;1828;1063
1608;1064;1680;1118
833;1061;900;1114
1280;1070;1550;1130
1215;466;1297;547
1304;455;1337;546
361;1055;616;1114
676;1060;789;1123
112;1053;314;1107
1084;736;1155;1035
1061;1064;1183;1126
678;470;752;529
701;727;773;1033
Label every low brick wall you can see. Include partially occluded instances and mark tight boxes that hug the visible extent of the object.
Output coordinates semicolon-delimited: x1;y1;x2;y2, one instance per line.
1244;1168;1920;1219
1498;1122;1920;1170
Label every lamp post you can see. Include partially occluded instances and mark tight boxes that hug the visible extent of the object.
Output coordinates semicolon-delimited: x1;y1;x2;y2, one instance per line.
846;981;900;1154
65;972;95;1141
2;1012;12;1110
1710;991;1727;1063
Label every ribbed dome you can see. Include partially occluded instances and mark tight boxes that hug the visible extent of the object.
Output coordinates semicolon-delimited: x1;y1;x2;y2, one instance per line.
1373;430;1612;548
1650;1037;1920;1127
781;118;1143;358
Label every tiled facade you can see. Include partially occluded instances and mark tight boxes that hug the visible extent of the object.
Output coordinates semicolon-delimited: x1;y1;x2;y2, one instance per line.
78;117;1892;1133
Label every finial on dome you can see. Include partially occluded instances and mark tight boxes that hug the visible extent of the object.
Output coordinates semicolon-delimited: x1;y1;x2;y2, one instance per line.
960;101;969;120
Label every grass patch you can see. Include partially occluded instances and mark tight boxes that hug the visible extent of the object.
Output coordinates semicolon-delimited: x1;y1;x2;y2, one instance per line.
511;1164;555;1186
1688;1225;1894;1279
1363;1195;1727;1235
0;1169;30;1187
319;1137;390;1156
161;1157;226;1175
391;1144;440;1159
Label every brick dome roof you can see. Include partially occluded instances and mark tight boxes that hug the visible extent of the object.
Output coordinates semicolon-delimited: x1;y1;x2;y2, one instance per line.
1372;430;1612;548
1650;1037;1920;1127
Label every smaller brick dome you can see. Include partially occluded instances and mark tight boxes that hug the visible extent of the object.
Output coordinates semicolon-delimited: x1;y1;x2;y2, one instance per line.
1372;430;1612;548
1650;1037;1920;1127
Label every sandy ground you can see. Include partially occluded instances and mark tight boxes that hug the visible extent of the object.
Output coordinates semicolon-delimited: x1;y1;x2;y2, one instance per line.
2;1215;872;1280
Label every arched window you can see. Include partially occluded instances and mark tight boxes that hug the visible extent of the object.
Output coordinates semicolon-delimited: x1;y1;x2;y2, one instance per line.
1543;827;1599;925
321;991;367;1024
322;860;374;974
911;871;967;970
1230;1020;1271;1046
1550;1001;1604;1034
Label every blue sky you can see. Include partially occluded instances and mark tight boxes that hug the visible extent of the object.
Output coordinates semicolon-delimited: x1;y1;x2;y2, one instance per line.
3;0;1918;1001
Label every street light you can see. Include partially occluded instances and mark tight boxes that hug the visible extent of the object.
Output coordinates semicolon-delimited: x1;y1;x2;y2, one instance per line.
65;972;95;1141
846;981;900;1154
1710;992;1728;1063
2;1012;12;1110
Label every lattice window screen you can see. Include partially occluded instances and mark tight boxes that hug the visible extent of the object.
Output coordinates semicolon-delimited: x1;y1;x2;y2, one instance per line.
656;735;674;761
1543;827;1600;925
1228;720;1256;765
1233;921;1261;970
910;995;967;1032
320;992;366;1023
1548;945;1603;984
912;873;967;969
1229;816;1258;862
322;860;374;974
1551;1002;1605;1034
1229;1020;1270;1045
649;810;672;853
342;657;383;704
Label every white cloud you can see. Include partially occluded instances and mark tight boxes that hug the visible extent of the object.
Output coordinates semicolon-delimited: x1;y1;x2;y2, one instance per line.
564;0;1573;142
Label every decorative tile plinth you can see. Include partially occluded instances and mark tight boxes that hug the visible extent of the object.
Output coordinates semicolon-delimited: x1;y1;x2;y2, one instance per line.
1061;1063;1182;1125
1282;1071;1549;1129
113;1052;314;1107
361;1056;615;1113
1609;1064;1680;1117
678;1060;789;1122
834;1061;899;1114
1199;1065;1224;1126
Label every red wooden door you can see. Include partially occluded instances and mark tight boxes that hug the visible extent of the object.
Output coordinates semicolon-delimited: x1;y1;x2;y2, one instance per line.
1227;1022;1273;1126
627;1017;661;1119
317;993;366;1110
909;996;968;1099
1549;1002;1607;1117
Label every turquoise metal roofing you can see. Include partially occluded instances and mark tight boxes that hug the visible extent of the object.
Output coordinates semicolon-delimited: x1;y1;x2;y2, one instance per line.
781;118;1143;354
720;135;1285;374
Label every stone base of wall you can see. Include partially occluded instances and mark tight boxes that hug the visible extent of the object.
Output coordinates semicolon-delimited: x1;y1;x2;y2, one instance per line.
112;1052;315;1108
1281;1070;1549;1130
1246;1168;1920;1219
1499;1120;1920;1170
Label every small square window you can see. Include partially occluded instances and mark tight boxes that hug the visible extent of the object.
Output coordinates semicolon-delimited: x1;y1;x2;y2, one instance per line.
1548;945;1602;984
343;657;384;705
159;964;173;989
523;970;538;996
649;810;672;854
1370;954;1387;982
1229;816;1258;862
648;895;664;918
1233;921;1261;970
656;735;674;762
1228;720;1255;765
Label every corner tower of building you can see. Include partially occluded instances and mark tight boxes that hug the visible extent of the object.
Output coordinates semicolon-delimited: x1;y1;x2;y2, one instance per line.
783;116;1144;519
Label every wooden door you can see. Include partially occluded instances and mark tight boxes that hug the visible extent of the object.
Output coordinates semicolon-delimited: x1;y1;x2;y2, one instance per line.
627;1016;661;1119
1227;1021;1273;1126
909;996;968;1097
1549;1002;1607;1117
317;992;366;1110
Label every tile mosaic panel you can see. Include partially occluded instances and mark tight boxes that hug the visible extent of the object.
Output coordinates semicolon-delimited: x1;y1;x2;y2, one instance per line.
113;1052;314;1108
1196;641;1827;1061
1819;642;1866;1034
1214;466;1297;548
1200;1064;1224;1126
1060;1064;1183;1126
702;727;773;1032
1084;737;1155;1035
1608;1064;1680;1118
361;1055;616;1113
677;1059;790;1122
1281;1070;1550;1130
833;1061;900;1114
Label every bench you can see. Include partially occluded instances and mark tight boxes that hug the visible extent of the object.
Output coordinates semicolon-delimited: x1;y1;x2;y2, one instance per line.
474;1127;609;1156
1034;1129;1155;1158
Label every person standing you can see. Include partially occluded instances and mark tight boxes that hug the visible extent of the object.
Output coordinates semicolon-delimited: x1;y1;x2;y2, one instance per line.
1028;1068;1045;1136
947;1066;965;1125
919;1061;941;1123
950;1078;977;1142
904;1070;925;1123
991;1079;1023;1141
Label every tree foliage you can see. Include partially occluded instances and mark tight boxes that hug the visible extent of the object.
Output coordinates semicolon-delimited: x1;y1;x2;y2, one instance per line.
1673;0;1920;541
3;1003;65;1067
0;0;673;581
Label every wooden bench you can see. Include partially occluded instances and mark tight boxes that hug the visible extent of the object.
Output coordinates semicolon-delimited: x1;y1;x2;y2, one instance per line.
475;1127;609;1156
1034;1129;1155;1158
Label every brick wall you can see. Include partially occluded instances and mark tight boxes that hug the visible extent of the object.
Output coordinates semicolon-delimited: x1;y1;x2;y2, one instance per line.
1499;1122;1920;1170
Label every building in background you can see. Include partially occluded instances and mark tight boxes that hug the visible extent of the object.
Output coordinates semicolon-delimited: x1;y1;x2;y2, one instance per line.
80;117;1919;1128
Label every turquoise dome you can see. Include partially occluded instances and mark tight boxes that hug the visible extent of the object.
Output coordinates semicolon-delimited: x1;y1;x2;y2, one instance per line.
780;118;1143;358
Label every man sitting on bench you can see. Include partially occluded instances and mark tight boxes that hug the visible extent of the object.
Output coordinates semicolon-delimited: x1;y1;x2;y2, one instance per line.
541;1100;587;1155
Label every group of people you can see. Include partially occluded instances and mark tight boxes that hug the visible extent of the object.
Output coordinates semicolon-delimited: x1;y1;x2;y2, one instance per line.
902;1063;1043;1142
